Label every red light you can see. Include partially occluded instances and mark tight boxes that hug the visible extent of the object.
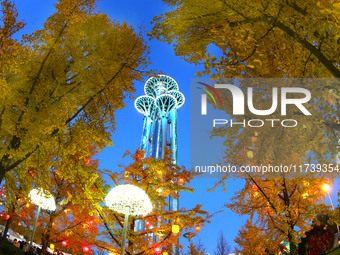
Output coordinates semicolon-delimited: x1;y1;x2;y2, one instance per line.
154;246;162;254
145;220;150;227
251;183;258;191
62;240;68;246
85;158;91;166
5;214;10;220
83;245;90;253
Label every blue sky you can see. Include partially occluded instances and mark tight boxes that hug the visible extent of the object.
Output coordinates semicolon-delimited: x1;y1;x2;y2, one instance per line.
13;0;339;254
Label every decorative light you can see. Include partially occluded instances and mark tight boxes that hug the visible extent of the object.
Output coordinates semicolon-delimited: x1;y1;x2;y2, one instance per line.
154;246;162;254
145;220;151;227
5;214;10;220
83;245;90;253
29;188;56;211
85;158;91;166
62;240;68;246
105;185;152;216
163;252;168;255
172;224;180;234
28;188;56;250
105;185;152;255
321;183;331;192
251;183;258;191
195;225;201;233
178;177;185;185
50;244;55;250
26;203;30;208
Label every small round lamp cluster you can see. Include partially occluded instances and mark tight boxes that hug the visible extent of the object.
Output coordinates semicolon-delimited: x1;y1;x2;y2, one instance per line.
105;184;153;216
105;184;153;255
135;75;185;117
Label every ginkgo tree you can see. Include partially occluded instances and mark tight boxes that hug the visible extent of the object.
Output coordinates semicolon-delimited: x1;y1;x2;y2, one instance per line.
88;149;212;255
227;177;332;255
2;148;105;255
150;0;340;78
0;0;151;185
149;2;339;254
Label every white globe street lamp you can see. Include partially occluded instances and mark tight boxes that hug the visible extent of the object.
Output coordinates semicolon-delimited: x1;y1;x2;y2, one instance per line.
105;184;152;255
28;188;56;250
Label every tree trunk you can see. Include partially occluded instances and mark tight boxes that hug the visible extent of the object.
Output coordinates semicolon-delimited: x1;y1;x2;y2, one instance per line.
0;165;7;186
2;216;12;239
41;232;50;255
288;231;298;255
41;213;55;255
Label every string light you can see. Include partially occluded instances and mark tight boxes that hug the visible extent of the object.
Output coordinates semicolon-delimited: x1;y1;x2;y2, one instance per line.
172;224;180;234
195;225;201;233
154;246;162;254
83;245;90;253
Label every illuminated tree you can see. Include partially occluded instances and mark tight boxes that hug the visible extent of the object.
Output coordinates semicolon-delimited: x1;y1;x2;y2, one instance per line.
5;151;105;255
150;0;340;78
0;0;150;186
93;149;211;255
149;3;340;255
227;178;332;255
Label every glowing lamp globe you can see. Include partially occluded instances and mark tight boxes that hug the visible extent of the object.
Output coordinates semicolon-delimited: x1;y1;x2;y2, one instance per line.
145;220;151;227
5;214;10;220
105;185;152;255
29;188;56;211
195;225;201;233
163;252;169;255
62;240;68;246
321;184;331;192
154;246;162;254
172;224;180;234
50;244;55;250
105;184;152;216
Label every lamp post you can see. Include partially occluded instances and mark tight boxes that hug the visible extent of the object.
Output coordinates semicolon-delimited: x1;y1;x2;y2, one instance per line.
321;183;339;248
28;188;56;250
105;184;153;255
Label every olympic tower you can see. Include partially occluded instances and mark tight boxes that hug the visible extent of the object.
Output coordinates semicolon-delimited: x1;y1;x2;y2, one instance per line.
134;75;185;254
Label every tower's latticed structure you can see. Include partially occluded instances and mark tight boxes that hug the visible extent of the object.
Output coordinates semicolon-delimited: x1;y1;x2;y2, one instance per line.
134;75;185;253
